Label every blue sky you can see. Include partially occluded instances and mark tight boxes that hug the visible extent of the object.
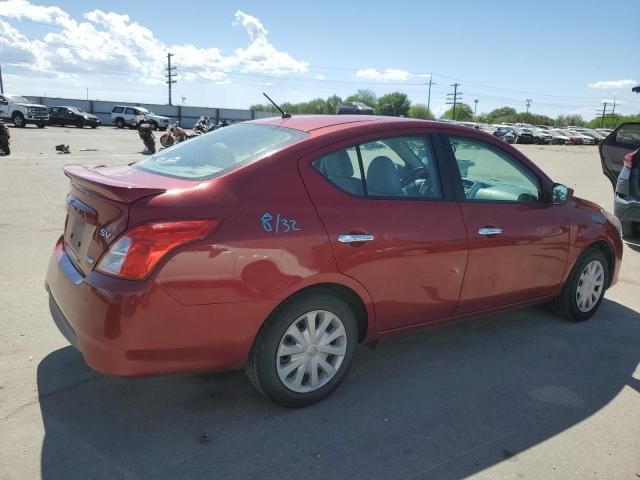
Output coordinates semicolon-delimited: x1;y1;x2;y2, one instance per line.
1;0;639;119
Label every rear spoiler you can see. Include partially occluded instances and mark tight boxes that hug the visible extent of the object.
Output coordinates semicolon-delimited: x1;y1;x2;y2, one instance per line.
64;165;167;203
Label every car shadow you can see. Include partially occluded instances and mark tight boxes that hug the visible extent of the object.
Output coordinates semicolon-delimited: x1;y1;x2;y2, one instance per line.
38;300;640;480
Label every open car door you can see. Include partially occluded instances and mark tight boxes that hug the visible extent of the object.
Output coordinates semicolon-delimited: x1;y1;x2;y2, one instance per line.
599;122;640;188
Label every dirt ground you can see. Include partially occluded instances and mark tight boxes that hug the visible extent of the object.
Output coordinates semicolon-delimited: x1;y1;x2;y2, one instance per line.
0;124;638;480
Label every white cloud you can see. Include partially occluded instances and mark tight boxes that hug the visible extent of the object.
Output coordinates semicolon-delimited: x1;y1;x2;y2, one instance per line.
315;74;325;80
0;1;308;84
588;79;637;89
356;68;411;82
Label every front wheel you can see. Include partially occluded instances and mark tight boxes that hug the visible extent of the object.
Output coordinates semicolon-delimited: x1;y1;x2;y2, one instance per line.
13;113;25;128
246;290;358;408
551;248;609;322
159;134;174;148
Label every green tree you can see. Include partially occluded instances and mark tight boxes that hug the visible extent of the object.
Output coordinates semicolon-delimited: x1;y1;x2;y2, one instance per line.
555;114;586;127
487;106;517;122
346;89;377;108
376;92;411;117
443;103;473;121
407;103;435;120
326;95;343;114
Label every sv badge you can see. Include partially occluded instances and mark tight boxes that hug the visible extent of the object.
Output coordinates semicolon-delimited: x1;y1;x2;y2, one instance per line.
99;228;112;240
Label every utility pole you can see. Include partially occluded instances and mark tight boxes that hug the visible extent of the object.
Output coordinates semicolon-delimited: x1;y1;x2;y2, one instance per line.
165;53;177;106
612;98;617;116
86;87;88;100
426;78;436;113
526;98;532;113
474;99;478;117
600;102;608;128
446;83;462;120
0;64;4;94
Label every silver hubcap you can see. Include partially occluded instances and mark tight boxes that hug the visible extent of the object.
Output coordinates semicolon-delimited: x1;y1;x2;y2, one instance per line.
576;260;605;312
276;310;347;393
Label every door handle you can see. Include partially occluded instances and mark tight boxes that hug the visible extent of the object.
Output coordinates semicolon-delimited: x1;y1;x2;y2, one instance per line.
478;227;503;236
338;234;375;243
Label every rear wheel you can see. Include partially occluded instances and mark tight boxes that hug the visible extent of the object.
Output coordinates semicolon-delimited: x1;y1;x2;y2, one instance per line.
115;118;125;129
551;248;608;322
246;290;358;408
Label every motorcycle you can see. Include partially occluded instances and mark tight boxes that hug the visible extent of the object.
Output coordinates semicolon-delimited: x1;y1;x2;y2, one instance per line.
0;120;10;155
138;121;156;155
160;122;188;148
193;116;216;135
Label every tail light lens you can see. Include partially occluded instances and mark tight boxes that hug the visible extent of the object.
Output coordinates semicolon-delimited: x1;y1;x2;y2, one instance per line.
623;149;638;169
96;220;220;280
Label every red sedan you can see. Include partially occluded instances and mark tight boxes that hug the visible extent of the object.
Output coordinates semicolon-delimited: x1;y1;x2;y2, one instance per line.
45;115;623;407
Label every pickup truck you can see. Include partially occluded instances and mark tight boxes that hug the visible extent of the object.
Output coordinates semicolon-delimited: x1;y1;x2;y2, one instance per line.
0;94;49;128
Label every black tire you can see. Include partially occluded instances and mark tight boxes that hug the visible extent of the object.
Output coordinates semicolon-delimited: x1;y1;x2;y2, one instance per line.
75;121;84;128
0;138;9;155
622;221;637;238
246;289;358;408
159;134;174;148
37;123;46;128
149;120;158;130
12;113;25;128
551;248;609;322
91;125;97;129
115;118;125;129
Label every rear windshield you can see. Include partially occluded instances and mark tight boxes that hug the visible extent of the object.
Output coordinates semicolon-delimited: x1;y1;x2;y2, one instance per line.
135;123;308;180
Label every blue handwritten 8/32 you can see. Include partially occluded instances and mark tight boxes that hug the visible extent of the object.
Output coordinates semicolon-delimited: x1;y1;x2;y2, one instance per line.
261;212;301;234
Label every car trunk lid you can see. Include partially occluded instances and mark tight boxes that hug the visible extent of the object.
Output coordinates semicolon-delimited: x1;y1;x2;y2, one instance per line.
62;164;192;275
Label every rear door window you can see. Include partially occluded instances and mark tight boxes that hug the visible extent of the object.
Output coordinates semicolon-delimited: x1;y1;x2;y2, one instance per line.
112;107;123;113
312;136;442;199
124;108;135;115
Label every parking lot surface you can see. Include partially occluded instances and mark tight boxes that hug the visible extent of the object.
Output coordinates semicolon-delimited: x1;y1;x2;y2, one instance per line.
1;125;638;480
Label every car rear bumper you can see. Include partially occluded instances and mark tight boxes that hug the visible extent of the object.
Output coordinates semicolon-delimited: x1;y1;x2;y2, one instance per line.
45;236;275;377
614;195;640;224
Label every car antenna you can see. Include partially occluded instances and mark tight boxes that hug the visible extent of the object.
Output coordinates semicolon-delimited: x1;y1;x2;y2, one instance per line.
262;92;291;119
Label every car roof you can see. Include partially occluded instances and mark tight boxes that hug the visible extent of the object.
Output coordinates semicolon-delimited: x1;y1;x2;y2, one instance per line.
248;114;439;133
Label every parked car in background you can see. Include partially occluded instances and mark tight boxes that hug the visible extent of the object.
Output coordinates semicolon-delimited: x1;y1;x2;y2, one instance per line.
48;106;101;128
529;127;553;144
514;127;535;144
0;94;48;128
596;128;614;136
336;102;374;115
571;131;595;145
599;122;640;236
111;106;170;130
555;129;583;145
493;126;515;143
45;115;623;407
547;129;571;145
571;128;606;143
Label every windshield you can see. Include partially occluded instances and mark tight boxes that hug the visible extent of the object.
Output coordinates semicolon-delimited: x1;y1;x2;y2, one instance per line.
135;123;309;180
69;107;86;113
7;95;29;103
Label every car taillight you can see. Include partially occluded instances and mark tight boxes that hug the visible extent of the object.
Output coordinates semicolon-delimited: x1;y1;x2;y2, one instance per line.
623;149;638;169
96;220;220;280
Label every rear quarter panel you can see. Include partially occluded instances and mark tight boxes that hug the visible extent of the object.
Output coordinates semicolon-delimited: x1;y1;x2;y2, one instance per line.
128;149;376;335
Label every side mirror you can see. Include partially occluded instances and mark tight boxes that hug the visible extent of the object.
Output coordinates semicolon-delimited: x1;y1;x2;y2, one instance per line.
552;183;572;205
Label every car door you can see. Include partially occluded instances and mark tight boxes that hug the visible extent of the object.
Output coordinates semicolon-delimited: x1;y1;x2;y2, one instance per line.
300;132;468;332
600;122;640;188
441;133;570;314
0;95;8;118
124;107;136;124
